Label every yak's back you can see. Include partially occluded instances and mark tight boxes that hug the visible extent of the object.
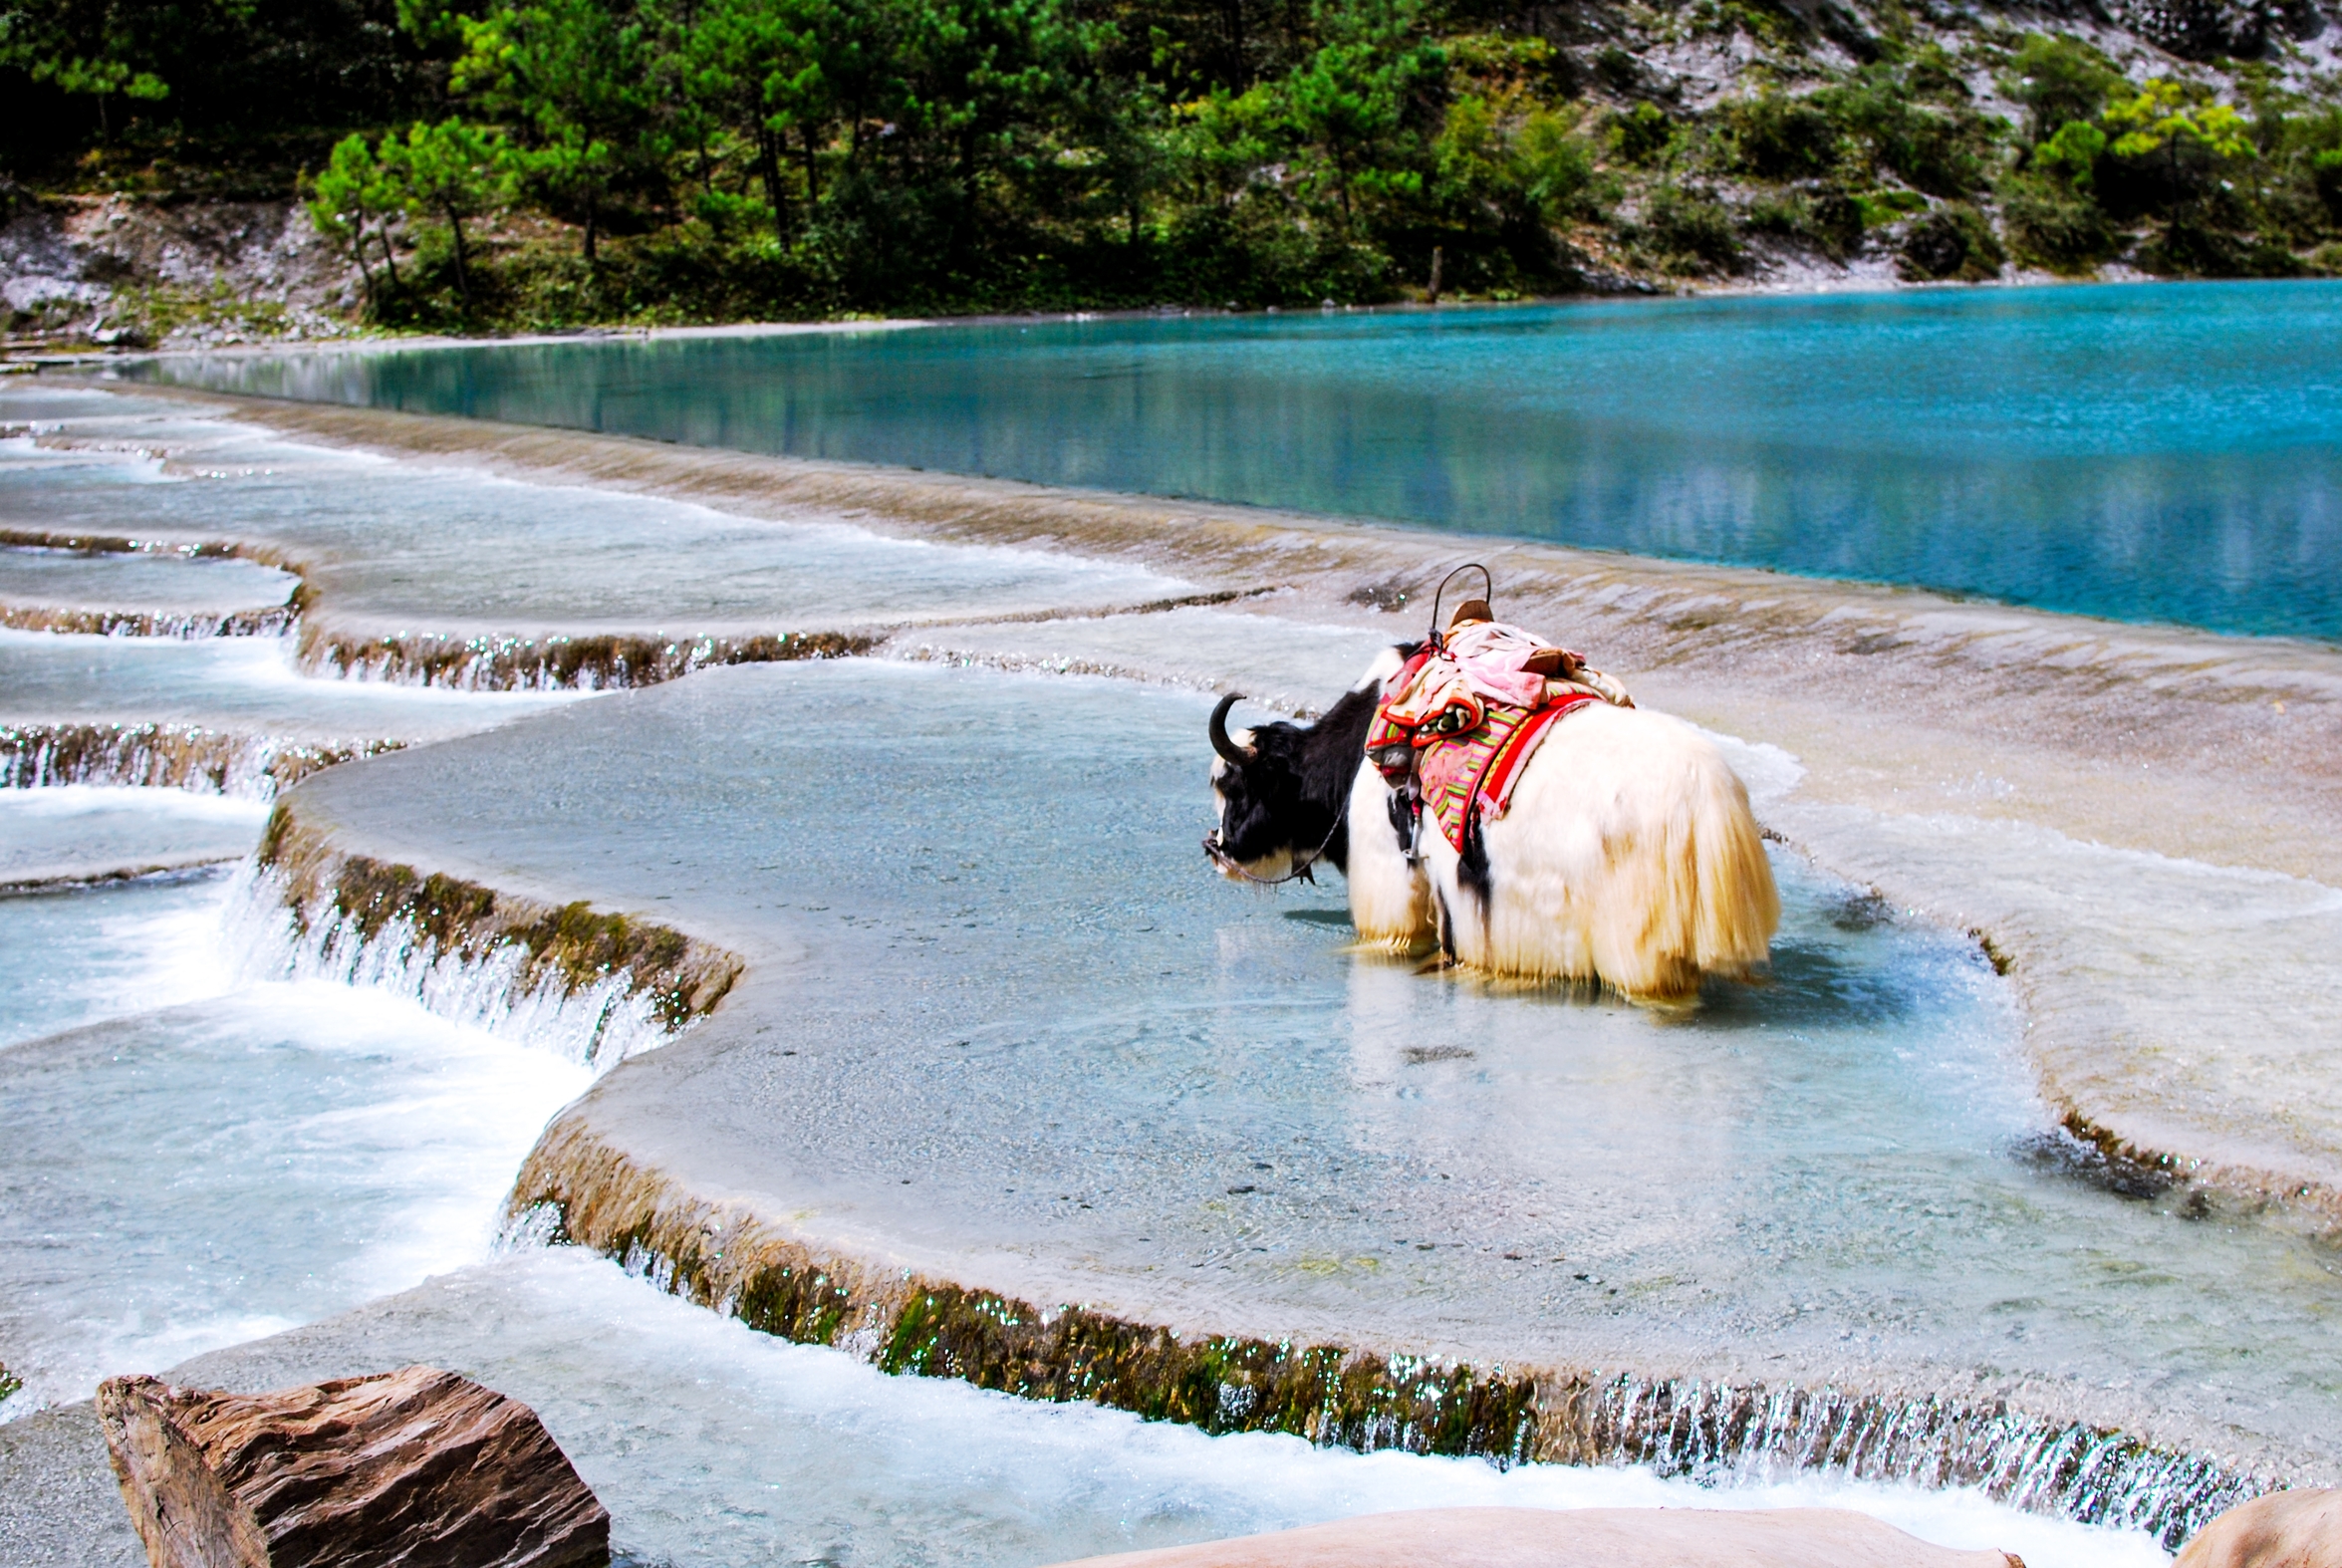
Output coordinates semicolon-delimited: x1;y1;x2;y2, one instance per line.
1474;702;1779;997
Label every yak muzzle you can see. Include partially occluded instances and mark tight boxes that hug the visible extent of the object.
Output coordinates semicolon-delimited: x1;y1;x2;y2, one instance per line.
1202;831;1306;886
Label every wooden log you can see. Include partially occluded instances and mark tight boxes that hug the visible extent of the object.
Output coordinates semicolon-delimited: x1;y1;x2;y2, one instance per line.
1037;1506;2025;1568
2175;1488;2342;1567
96;1365;609;1568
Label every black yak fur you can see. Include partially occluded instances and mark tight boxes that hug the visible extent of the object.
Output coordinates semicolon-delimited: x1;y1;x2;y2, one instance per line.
1207;645;1421;879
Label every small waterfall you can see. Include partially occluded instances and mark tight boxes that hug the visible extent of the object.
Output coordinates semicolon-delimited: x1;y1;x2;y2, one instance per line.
0;722;397;799
0;603;296;639
224;861;679;1071
1560;1374;2266;1549
299;627;872;692
507;1110;2274;1556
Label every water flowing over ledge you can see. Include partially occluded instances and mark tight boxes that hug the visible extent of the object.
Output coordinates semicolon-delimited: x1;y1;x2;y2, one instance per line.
0;528;243;560
296;625;874;691
501;1119;2271;1552
0;722;399;799
244;806;742;1068
16;385;2336;1512
289;599;1252;692
0;603;296;639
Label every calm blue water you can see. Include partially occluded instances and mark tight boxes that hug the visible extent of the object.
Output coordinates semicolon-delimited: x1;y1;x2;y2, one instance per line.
130;282;2342;639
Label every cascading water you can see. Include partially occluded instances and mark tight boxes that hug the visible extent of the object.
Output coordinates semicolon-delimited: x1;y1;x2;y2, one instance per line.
1568;1377;2261;1549
7;373;2334;1568
0;719;392;799
0;869;596;1419
225;859;682;1071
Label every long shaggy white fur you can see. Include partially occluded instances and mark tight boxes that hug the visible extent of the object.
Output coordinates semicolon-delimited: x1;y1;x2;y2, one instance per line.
1344;758;1435;950
1350;703;1779;999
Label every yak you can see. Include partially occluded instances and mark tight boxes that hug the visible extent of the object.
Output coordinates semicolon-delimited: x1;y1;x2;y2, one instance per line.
1202;647;1779;1000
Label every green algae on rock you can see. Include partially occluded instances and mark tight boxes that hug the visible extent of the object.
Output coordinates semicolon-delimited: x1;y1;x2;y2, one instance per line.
505;1118;1540;1462
502;1115;2270;1550
259;805;741;1035
0;723;401;798
297;626;876;691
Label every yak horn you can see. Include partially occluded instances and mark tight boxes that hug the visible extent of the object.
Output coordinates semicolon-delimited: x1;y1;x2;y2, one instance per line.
1209;692;1253;764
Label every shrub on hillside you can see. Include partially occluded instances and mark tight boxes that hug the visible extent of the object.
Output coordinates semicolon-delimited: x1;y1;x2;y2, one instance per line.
1998;174;2117;273
1630;182;1743;273
1897;202;2004;280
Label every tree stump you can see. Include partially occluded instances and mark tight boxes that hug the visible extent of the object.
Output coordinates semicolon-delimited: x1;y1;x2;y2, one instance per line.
96;1365;609;1568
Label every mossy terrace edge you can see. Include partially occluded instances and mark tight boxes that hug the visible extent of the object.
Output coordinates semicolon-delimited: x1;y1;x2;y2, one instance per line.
0;722;401;799
298;626;877;691
257;805;743;1032
505;1115;2277;1551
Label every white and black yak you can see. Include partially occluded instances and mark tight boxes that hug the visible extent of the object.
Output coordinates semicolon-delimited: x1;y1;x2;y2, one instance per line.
1202;648;1780;1000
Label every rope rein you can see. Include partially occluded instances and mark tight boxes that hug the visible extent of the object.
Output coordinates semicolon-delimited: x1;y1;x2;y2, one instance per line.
1204;794;1352;887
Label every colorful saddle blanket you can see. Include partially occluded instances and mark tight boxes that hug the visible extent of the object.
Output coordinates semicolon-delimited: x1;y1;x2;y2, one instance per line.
1411;691;1596;853
1366;624;1625;855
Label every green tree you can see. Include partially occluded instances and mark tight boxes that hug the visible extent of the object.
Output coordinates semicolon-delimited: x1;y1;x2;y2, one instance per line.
305;131;405;311
1813;64;1993;198
2105;77;2254;165
455;0;663;261
0;0;171;136
879;0;1105;276
2103;77;2253;217
384;118;516;303
1726;91;1841;180
2000;34;2122;144
673;0;863;239
1281;0;1441;228
2032;119;2107;188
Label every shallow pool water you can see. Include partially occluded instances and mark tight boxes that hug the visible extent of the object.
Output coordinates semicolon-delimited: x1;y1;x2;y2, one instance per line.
0;548;295;619
288;658;2342;1465
0;389;1189;642
0;785;269;886
130;283;2342;638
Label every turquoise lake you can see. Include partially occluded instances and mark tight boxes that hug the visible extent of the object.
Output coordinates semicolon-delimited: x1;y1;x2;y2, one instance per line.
132;281;2342;640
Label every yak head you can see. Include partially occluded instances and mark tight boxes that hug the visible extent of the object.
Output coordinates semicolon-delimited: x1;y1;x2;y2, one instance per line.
1202;694;1321;883
1201;654;1408;884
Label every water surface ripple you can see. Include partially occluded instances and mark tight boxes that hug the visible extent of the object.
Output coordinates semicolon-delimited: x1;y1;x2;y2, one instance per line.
132;282;2342;639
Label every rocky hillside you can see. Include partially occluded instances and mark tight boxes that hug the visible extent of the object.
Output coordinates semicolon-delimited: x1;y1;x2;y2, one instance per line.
5;0;2341;344
1;189;359;352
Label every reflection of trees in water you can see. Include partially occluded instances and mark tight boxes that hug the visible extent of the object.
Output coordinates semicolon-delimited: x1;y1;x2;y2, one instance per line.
139;289;2342;638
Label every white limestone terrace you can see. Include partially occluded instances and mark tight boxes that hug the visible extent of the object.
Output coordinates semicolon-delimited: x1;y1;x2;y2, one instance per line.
5;374;2341;1537
0;548;295;631
1;383;1201;689
253;655;2336;1500
0;786;267;890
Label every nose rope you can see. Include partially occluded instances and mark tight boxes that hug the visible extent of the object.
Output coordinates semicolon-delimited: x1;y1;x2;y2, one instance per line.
1202;795;1353;888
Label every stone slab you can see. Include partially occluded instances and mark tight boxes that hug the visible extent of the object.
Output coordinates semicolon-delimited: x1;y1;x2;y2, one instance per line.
0;1404;145;1568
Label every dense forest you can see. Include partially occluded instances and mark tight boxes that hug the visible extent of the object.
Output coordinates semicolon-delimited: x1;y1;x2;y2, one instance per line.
6;0;2342;329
